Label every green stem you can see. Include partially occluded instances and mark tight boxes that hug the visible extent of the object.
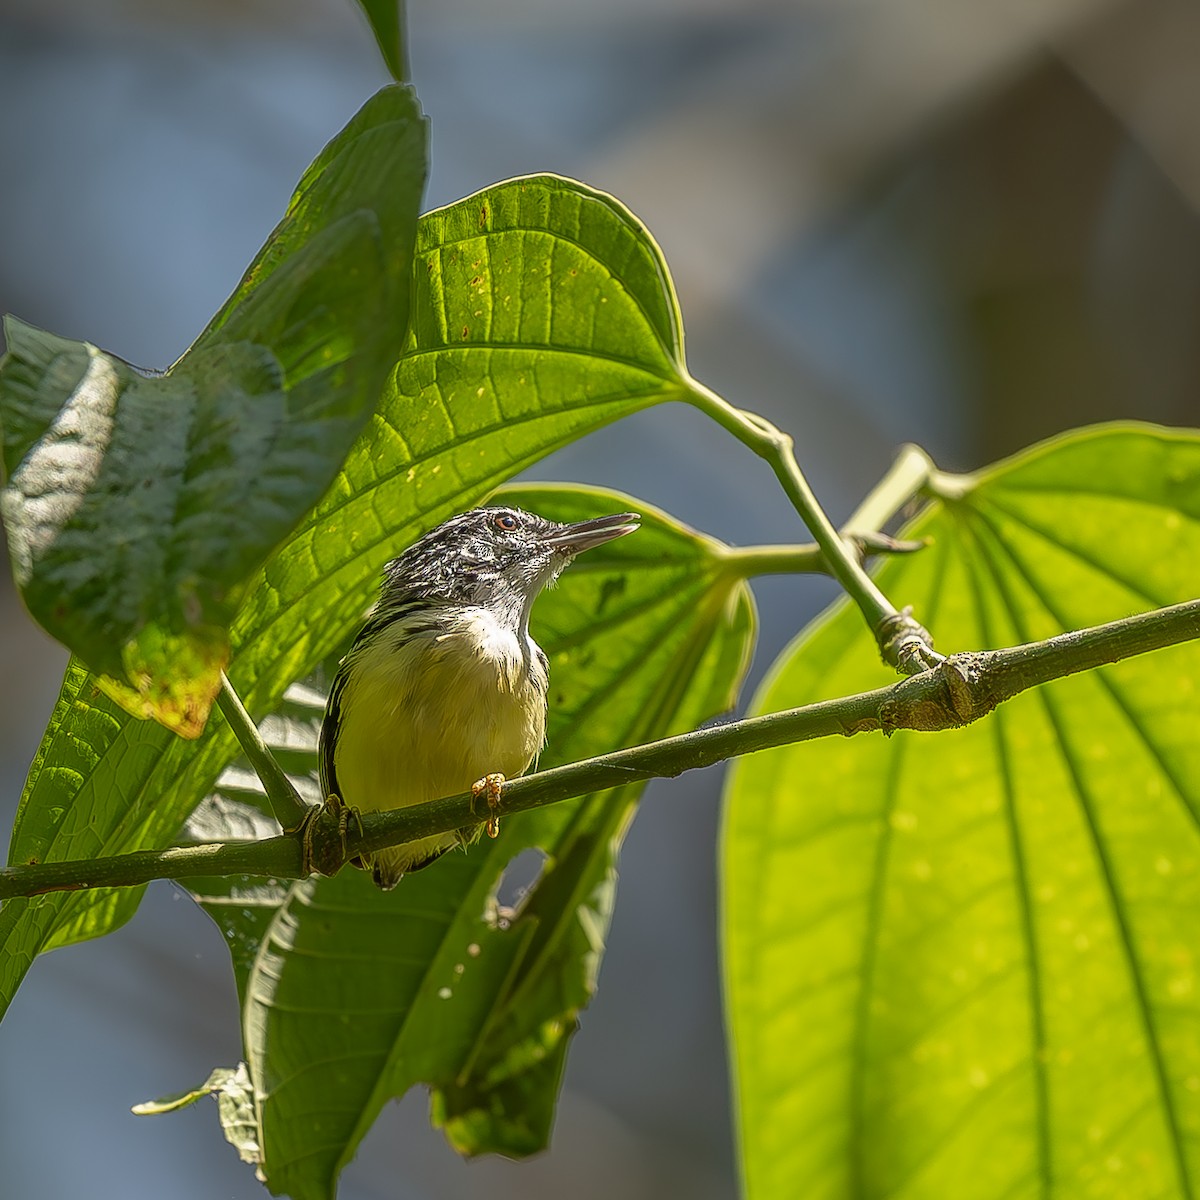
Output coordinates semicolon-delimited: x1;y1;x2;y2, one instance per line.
686;381;938;669
5;594;1199;900
721;534;924;581
720;543;827;576
688;382;892;621
216;673;312;833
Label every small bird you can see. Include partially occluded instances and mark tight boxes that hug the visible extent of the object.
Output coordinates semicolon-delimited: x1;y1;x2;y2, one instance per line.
318;504;640;889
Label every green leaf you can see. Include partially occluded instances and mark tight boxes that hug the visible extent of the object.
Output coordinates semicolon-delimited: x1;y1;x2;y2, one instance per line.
0;176;692;1023
0;84;427;736
723;422;1200;1200
392;173;695;494
188;484;755;1197
354;0;408;81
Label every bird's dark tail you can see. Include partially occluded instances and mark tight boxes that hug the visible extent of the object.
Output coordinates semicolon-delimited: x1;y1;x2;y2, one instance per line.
367;839;458;891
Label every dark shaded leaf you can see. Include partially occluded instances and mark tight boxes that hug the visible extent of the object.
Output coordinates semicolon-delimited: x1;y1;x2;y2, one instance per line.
0;85;427;736
353;0;408;81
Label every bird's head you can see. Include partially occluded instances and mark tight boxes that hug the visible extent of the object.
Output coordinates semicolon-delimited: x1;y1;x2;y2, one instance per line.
381;505;640;629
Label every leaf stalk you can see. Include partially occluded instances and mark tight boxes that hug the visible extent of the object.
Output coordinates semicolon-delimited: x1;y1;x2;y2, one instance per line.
686;382;941;671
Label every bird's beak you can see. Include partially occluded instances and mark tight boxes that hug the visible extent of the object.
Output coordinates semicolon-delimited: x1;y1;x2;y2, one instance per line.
544;511;641;555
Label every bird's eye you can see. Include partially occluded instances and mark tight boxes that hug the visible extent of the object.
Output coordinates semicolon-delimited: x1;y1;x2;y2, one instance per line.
493;513;519;532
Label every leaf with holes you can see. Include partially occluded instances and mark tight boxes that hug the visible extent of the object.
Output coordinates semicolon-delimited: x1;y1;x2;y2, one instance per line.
1;173;694;1020
724;422;1200;1200
170;484;754;1198
0;84;426;737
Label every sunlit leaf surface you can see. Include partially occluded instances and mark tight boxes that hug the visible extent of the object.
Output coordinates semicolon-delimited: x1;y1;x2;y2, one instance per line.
724;423;1200;1200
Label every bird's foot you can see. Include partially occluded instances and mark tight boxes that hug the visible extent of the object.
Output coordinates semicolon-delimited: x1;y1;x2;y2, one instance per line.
471;773;506;839
299;792;363;877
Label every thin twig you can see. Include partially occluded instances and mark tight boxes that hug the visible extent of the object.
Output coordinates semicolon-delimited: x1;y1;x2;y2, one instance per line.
4;596;1198;901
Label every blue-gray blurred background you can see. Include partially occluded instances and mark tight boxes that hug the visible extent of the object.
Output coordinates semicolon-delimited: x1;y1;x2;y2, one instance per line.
1;0;1198;1195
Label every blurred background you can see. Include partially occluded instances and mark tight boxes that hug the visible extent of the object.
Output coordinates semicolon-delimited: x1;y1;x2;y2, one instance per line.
1;0;1198;1195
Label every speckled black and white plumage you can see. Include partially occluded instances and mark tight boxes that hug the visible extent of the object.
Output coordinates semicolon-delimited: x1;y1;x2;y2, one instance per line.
318;505;639;889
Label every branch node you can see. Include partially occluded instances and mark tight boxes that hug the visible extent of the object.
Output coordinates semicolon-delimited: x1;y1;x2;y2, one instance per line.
942;653;987;722
849;532;928;559
879;652;1000;733
876;606;944;675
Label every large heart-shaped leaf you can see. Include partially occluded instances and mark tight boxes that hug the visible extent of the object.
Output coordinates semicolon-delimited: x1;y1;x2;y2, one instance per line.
176;484;754;1197
0;84;427;736
724;423;1200;1199
1;175;695;1023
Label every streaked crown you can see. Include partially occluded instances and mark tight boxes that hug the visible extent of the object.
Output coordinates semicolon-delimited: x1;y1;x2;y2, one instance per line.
379;505;638;627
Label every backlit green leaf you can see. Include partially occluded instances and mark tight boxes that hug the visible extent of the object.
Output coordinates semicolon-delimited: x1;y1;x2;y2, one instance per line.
724;422;1200;1200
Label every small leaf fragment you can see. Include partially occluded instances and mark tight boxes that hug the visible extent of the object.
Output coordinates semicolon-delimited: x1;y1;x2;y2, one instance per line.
134;1063;260;1166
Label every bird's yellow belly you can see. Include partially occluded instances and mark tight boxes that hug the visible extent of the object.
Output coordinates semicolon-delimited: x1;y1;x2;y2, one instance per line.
332;613;546;879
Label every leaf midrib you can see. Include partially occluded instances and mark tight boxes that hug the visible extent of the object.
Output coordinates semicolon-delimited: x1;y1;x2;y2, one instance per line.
952;503;1051;1199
